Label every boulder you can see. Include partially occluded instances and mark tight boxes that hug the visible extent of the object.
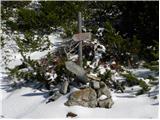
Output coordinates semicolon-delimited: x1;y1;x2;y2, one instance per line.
65;61;87;83
97;82;111;98
66;112;77;118
90;81;100;89
65;88;97;108
60;80;69;94
98;98;114;108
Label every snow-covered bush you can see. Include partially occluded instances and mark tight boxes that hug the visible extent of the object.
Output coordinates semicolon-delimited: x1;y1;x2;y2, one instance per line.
139;80;150;91
98;70;113;88
99;71;112;82
7;52;63;90
143;62;159;71
122;72;150;95
147;75;158;82
121;72;139;87
15;32;51;53
136;80;150;95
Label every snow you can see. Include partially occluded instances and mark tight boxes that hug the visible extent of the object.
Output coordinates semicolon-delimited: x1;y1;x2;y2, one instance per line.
112;75;125;82
98;28;104;32
127;68;158;78
1;81;158;118
27;33;63;60
69;54;78;61
1;56;158;118
46;72;57;82
0;32;159;118
8;17;16;22
98;95;108;100
98;65;106;75
111;61;116;65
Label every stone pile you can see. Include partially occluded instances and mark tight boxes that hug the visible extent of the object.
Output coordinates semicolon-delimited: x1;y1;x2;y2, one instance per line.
65;81;114;108
47;61;114;108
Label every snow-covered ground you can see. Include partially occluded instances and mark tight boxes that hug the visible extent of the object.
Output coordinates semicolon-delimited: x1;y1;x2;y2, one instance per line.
0;75;158;118
0;33;159;118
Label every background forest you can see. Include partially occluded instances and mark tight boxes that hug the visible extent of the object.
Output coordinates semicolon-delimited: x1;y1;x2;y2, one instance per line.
1;1;158;62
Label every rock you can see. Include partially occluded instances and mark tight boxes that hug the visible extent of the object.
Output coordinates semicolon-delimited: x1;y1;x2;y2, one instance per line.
52;91;62;100
60;80;69;94
90;81;100;89
46;91;62;103
0;115;5;118
65;88;97;108
65;61;87;83
97;82;111;98
66;112;77;118
98;98;114;108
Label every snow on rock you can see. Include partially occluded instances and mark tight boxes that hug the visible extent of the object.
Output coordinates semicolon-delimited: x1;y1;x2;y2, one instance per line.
98;95;108;100
69;54;78;61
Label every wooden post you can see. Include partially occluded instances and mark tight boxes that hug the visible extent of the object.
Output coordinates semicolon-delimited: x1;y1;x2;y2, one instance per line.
78;12;83;67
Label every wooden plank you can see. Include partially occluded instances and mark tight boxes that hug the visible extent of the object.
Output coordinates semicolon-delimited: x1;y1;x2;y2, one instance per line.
87;74;101;81
72;33;91;41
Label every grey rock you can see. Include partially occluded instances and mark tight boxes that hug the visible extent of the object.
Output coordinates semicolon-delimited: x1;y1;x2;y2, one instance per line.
65;61;87;83
90;81;100;89
47;91;62;103
97;81;111;98
60;80;69;94
52;91;62;100
98;98;114;108
65;88;97;108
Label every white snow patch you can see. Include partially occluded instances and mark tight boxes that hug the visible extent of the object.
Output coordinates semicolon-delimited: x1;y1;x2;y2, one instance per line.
98;95;108;100
98;65;106;75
